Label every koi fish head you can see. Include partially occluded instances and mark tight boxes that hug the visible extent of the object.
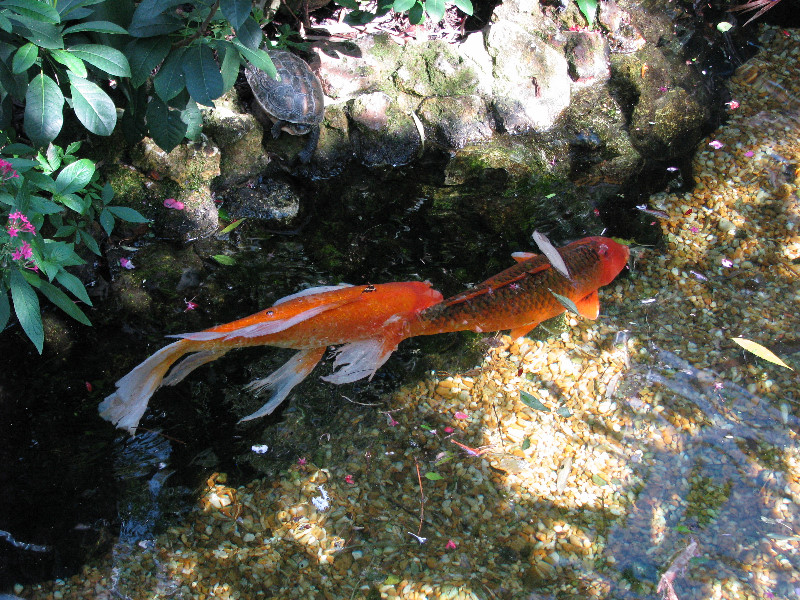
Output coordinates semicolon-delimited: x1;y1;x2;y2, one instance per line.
583;236;630;286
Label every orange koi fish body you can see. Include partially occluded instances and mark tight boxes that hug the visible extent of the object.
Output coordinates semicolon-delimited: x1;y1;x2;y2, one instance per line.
100;281;443;434
409;237;629;340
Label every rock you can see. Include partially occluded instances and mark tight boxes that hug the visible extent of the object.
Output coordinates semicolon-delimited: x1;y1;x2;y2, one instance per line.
227;179;301;225
348;92;421;167
418;95;494;149
565;31;611;85
132;135;220;191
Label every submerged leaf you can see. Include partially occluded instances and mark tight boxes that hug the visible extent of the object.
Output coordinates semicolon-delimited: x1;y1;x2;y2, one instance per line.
549;289;580;315
212;254;236;266
532;230;571;280
731;337;794;370
424;472;443;481
220;218;246;234
520;390;549;412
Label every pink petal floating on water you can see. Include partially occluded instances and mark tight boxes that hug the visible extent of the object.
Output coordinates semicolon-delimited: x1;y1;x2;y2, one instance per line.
689;226;699;233
445;540;457;550
454;411;468;420
164;198;185;210
119;257;134;269
744;151;754;157
708;140;724;149
721;258;733;268
344;474;354;484
444;426;454;433
726;100;740;110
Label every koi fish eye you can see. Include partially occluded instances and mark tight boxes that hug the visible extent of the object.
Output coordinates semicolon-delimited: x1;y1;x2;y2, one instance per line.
363;284;377;293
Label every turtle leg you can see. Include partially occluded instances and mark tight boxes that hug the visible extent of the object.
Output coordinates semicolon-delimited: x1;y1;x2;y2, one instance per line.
271;120;287;140
298;125;320;164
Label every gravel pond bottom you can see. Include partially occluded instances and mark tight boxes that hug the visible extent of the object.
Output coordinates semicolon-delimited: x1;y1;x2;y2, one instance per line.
16;25;800;600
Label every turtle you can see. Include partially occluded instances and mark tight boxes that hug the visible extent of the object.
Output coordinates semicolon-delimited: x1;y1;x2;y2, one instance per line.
245;50;325;164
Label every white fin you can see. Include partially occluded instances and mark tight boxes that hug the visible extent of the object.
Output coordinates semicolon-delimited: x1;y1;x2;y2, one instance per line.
98;341;186;435
532;230;572;280
239;347;326;422
163;349;229;387
321;338;398;385
165;331;227;341
273;283;352;305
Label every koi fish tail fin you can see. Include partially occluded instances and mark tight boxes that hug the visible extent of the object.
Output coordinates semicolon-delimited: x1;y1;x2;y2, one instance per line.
320;335;400;385
162;349;230;387
239;347;327;423
99;340;190;435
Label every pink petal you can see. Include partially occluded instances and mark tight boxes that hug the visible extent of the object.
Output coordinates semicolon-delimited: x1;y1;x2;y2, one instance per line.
444;426;454;433
445;539;457;550
119;257;134;269
164;198;185;210
744;151;754;157
454;411;468;420
708;140;724;149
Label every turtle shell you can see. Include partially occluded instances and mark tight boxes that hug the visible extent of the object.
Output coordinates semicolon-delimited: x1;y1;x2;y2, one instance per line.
245;50;324;134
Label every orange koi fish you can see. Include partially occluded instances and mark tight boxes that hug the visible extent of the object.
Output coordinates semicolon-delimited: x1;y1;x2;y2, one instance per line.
407;237;629;339
99;281;443;434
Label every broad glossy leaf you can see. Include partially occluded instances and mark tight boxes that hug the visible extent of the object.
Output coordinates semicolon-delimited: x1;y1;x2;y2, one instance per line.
128;0;185;37
0;12;12;32
549;289;581;315
99;207;114;235
220;0;250;29
54;192;90;214
576;0;598;25
424;472;443;481
107;205;149;223
54;158;95;194
408;1;424;24
79;229;100;255
29;195;62;214
393;0;416;11
55;270;91;305
731;337;794;370
25;273;91;326
126;37;171;87
153;47;186;102
57;0;110;19
12;42;38;74
0;291;9;332
6;14;63;49
146;96;187;152
180;98;202;140
2;0;60;23
451;0;473;15
235;15;262;49
50;48;87;77
62;20;127;35
182;43;223;107
24;73;64;147
69;44;130;77
233;40;276;78
68;74;116;135
218;42;240;93
520;389;549;412
10;269;43;353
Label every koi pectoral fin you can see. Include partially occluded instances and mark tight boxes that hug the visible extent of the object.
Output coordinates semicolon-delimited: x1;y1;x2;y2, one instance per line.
509;324;537;341
321;336;400;385
575;290;600;319
239;347;327;422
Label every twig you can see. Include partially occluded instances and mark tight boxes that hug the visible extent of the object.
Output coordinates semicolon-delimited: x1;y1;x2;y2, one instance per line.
413;457;425;536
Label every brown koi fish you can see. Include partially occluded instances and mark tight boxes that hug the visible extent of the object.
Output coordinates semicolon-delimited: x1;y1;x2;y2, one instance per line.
99;281;443;434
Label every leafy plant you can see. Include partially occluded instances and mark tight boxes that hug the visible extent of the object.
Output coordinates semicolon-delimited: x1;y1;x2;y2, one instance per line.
575;0;598;26
336;0;473;26
0;134;148;352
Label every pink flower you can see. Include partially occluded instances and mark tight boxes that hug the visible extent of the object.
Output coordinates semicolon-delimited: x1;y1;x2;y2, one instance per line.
163;198;185;210
708;140;724;150
689;226;699;233
0;159;18;180
119;257;134;269
445;539;457;550
11;241;32;261
298;457;307;466
184;299;198;311
7;225;19;237
725;100;740;110
344;474;354;484
454;411;468;420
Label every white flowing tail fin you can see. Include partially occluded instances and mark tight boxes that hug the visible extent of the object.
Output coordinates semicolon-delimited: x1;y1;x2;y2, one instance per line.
162;349;230;387
239;347;327;422
320;336;400;385
99;341;190;435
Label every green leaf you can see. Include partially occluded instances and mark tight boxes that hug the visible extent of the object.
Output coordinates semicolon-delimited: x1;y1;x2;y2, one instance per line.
55;270;92;306
212;254;236;265
556;406;572;418
731;337;794;370
232;40;276;78
0;13;11;32
22;271;91;326
53;224;77;237
101;182;114;205
576;0;598;25
424;472;443;481
234;16;263;50
519;390;549;412
54;192;89;213
7;14;63;49
425;0;445;21
220;218;245;234
153;47;186;102
12;42;38;74
126;37;171;88
591;473;608;486
145;96;187;152
393;0;416;11
384;574;401;586
521;437;530;450
68;44;130;77
450;0;473;15
62;20;128;35
182;43;223;107
24;171;57;192
79;229;100;255
99;207;114;235
68;73;117;135
408;1;424;24
218;42;241;93
50;48;87;77
29;195;62;214
0;291;10;331
10;269;43;353
549;289;581;315
127;0;185;37
24;73;64;147
107;205;149;223
220;0;251;29
56;0;108;20
3;0;60;23
54;158;95;194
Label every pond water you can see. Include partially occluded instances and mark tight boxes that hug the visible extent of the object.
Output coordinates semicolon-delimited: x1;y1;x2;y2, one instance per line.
2;24;799;600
